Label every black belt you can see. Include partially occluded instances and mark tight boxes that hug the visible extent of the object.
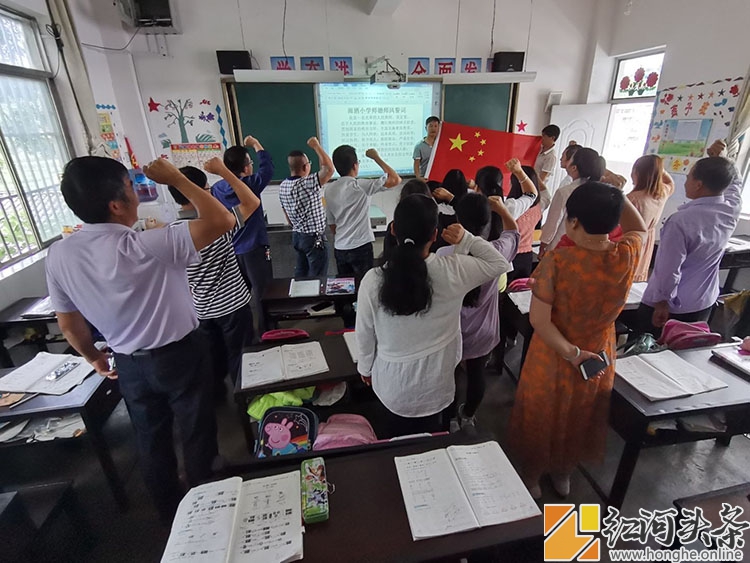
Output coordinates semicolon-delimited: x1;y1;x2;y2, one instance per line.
123;330;195;358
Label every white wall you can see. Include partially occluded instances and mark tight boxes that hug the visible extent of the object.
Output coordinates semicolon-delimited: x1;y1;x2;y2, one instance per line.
611;0;750;87
610;0;750;237
68;0;601;152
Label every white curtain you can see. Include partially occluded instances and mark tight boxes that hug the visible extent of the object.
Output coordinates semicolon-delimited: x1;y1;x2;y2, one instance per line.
727;65;750;174
45;0;108;157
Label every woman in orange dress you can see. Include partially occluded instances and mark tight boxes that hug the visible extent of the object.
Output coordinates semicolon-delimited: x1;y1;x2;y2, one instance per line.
507;182;647;499
627;155;675;282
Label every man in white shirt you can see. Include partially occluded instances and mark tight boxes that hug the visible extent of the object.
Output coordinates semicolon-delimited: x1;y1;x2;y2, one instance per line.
413;116;440;179
534;124;560;184
326;145;401;279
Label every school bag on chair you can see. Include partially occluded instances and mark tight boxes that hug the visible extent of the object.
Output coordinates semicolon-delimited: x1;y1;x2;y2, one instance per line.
313;414;377;451
255;406;319;458
658;320;722;350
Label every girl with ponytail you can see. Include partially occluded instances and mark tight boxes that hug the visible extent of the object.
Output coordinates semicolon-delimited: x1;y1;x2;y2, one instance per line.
356;194;511;436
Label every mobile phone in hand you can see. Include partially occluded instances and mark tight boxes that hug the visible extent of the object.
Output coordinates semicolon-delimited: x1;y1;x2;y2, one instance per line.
579;351;610;381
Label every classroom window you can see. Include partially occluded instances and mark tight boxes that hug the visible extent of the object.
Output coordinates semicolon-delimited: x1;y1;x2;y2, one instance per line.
0;9;74;266
611;52;664;101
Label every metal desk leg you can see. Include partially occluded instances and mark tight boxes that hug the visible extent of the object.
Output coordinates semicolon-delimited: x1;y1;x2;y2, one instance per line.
608;440;642;509
80;410;129;511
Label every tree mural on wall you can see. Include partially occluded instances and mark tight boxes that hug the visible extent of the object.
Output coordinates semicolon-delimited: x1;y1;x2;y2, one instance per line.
163;98;194;143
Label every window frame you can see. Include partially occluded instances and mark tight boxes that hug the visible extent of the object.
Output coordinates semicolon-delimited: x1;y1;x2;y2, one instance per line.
609;48;666;105
0;7;76;268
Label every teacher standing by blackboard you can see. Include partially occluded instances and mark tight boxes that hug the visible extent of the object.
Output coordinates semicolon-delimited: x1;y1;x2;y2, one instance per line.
413;116;441;179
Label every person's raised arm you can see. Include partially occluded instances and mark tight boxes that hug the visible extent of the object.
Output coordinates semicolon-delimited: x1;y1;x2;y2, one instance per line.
365;148;401;188
204;157;260;222
507;158;538;198
488;195;519;232
244;134;274;190
619;193;648;242
442;224;510;292
308;136;334;185
144;159;234;250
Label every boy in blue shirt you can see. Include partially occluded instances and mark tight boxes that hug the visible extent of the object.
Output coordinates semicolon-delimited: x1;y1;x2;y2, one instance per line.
212;135;273;336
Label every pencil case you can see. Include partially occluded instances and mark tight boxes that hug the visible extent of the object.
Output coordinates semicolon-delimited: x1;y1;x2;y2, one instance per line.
301;457;329;524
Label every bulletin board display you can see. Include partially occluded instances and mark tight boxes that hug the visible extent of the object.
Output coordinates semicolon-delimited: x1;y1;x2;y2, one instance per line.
645;77;744;175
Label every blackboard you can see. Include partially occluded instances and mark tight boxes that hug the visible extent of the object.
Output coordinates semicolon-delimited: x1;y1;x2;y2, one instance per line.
443;83;512;131
233;83;319;181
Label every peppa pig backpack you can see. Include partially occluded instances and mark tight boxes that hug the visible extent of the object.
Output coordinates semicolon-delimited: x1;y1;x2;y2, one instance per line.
256;406;319;458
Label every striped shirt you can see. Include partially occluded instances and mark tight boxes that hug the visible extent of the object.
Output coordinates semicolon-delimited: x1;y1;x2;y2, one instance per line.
279;173;326;234
174;212;250;320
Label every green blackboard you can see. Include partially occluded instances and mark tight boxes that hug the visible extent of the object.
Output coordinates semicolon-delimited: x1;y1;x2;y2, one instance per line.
443;83;512;131
233;83;319;181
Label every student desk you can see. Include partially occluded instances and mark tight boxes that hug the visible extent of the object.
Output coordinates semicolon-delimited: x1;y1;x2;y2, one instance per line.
260;277;358;329
720;235;750;293
0;368;128;510
235;432;543;562
673;482;750;558
233;334;359;452
581;345;750;509
0;297;57;368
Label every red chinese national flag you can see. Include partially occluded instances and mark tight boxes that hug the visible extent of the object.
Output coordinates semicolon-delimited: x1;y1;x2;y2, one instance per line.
425;122;542;190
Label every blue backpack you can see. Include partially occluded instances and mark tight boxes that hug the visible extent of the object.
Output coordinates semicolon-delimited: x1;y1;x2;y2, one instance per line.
256;406;319;458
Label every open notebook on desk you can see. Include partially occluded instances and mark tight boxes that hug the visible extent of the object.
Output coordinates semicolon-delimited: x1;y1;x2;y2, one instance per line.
394;441;539;540
617;349;727;401
240;342;329;389
161;472;303;563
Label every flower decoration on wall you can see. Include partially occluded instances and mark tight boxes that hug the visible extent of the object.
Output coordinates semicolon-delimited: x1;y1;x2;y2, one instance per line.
619;68;659;96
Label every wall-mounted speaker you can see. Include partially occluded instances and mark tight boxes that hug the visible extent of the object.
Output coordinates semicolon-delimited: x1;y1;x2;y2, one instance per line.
492;52;525;72
216;51;253;75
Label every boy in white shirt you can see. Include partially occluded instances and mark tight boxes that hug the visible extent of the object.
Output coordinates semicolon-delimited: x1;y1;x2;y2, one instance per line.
326;145;401;280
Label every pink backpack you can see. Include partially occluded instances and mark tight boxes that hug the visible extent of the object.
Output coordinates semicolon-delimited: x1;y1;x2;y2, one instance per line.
658;320;722;350
313;414;377;451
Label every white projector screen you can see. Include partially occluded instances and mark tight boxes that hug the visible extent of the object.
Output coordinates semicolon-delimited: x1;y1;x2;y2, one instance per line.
317;82;441;177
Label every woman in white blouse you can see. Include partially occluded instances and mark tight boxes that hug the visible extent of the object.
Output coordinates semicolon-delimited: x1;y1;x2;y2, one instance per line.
355;193;510;436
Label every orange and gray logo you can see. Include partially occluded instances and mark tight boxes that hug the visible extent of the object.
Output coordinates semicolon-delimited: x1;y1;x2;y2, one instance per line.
544;504;601;561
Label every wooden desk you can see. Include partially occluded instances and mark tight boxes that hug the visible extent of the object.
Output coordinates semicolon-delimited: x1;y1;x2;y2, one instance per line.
581;345;750;509
261;277;357;328
233;334;359;453
674;482;750;558
237;432;543;562
0;368;128;510
0;297;57;368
